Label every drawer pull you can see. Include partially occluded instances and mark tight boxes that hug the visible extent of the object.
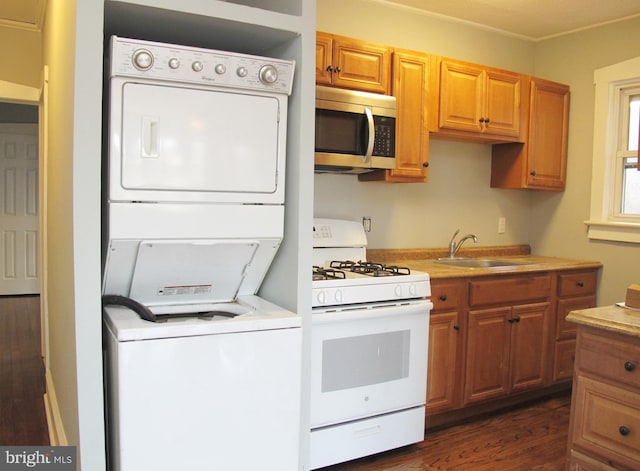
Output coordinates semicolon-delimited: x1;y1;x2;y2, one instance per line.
577;281;584;288
453;324;460;331
439;294;447;302
624;361;636;372
619;425;631;436
508;316;521;323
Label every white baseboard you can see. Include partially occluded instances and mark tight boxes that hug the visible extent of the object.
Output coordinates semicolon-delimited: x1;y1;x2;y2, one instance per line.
44;368;68;446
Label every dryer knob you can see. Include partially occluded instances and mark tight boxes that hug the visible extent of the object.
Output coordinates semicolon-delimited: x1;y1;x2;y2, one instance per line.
236;66;248;78
168;58;180;69
215;64;226;75
132;49;154;71
259;65;278;84
192;61;204;72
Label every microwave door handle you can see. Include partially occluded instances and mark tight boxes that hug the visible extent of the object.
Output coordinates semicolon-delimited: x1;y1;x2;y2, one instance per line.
363;107;375;164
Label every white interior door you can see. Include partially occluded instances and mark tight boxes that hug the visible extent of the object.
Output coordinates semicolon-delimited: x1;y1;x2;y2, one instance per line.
0;123;39;295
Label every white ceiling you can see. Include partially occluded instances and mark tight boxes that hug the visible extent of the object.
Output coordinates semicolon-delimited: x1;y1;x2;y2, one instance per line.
380;0;640;40
2;0;640;40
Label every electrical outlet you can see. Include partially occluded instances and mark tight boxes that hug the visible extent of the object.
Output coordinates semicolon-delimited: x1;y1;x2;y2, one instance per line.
362;217;372;232
498;217;506;234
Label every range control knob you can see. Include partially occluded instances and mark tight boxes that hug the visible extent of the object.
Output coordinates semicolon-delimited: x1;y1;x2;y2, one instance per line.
168;58;180;69
236;66;248;78
214;64;226;75
132;49;153;71
192;61;203;72
259;65;278;84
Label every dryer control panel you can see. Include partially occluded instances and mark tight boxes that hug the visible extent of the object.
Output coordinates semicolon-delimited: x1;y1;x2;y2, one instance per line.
110;36;295;95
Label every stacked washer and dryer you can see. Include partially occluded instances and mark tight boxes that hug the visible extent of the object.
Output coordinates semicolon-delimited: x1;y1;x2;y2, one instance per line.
101;37;300;470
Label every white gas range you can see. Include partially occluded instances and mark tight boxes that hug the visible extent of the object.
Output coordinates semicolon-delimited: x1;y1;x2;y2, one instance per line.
309;218;432;470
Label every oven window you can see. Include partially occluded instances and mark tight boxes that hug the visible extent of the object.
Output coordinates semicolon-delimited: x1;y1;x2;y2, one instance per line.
321;330;410;392
315;109;368;155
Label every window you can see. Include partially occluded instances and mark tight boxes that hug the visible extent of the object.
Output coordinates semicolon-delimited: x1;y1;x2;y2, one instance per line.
587;56;640;243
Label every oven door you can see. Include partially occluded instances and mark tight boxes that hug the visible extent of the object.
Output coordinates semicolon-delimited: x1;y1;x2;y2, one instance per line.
310;300;430;428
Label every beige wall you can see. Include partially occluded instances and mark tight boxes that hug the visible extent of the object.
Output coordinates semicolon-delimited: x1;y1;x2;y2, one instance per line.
42;0;106;468
315;0;640;305
0;25;42;89
531;19;640;305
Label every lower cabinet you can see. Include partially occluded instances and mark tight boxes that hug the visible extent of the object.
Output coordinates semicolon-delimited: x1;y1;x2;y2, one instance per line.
426;279;465;415
464;302;550;405
426;267;599;426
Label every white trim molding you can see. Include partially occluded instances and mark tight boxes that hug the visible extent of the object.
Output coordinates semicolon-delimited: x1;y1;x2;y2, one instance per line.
587;55;640;244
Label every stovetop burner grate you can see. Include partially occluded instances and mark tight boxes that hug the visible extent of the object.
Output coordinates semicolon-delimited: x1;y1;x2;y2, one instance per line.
325;260;412;277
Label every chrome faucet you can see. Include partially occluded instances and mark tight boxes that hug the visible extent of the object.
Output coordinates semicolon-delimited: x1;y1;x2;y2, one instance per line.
448;229;479;258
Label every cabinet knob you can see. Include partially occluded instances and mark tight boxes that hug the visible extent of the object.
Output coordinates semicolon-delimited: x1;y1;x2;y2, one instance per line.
423;162;430;168
619;425;631;436
577;281;584;288
439;294;447;301
479;117;486;123
326;65;333;72
508;316;521;323
334;66;341;73
453;324;460;331
485;118;490;124
624;361;636;372
530;170;537;176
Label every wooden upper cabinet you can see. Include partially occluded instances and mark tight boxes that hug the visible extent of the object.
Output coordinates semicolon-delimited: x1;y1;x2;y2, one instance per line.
433;58;522;141
315;32;391;94
491;77;570;190
359;49;430;183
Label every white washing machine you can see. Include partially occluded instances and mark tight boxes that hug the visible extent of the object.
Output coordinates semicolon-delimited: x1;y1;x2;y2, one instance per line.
102;37;301;471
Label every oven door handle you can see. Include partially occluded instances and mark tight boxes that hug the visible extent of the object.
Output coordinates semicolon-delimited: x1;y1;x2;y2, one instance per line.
363;107;375;164
313;300;433;324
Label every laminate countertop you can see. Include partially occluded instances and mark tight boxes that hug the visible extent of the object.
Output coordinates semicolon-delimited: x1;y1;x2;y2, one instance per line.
367;245;602;280
567;305;640;338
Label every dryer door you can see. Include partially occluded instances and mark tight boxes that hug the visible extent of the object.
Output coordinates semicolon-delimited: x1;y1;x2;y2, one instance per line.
110;81;285;204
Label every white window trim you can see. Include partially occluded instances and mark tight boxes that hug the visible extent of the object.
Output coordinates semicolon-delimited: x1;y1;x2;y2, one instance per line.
586;56;640;244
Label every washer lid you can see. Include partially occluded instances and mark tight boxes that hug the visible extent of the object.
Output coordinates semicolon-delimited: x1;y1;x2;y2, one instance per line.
108;240;259;312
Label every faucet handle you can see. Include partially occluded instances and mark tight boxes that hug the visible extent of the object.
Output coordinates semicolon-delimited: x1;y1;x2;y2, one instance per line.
449;229;460;246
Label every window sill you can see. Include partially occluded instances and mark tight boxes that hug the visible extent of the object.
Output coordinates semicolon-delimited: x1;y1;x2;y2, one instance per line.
585;220;640;244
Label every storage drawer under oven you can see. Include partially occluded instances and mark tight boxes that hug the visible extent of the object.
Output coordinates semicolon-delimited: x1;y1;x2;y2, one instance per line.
310;300;431;428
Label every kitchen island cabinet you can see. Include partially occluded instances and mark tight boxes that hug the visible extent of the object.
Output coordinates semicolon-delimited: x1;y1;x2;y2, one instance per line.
359;49;430;183
491;77;570;190
316;32;391;94
566;306;640;470
430;57;523;142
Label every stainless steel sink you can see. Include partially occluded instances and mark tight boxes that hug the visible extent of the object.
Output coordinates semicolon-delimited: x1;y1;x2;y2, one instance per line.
434;258;529;269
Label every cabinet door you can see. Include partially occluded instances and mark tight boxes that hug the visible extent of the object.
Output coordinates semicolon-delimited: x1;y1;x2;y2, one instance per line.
331;38;391;94
427;311;462;414
510;302;550;392
464;307;511;404
484;69;521;138
526;78;569;189
438;60;484;134
315;32;333;85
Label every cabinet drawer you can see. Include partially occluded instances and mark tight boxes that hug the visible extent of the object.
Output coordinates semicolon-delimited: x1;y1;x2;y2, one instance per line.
558;271;597;297
569;449;619;470
577;328;640;390
430;280;463;311
572;375;640;468
556;295;596;340
553;339;576;383
468;274;551;307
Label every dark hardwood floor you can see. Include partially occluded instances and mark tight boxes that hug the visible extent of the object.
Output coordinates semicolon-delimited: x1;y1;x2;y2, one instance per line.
319;393;571;471
0;295;49;445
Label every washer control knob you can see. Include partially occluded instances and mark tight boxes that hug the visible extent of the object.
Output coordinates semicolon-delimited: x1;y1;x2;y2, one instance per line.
214;64;226;75
236;66;248;78
168;58;180;69
132;49;153;71
192;61;203;72
259;65;278;84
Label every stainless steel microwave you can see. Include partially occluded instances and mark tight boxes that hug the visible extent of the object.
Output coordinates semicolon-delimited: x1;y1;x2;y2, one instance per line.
315;85;396;174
